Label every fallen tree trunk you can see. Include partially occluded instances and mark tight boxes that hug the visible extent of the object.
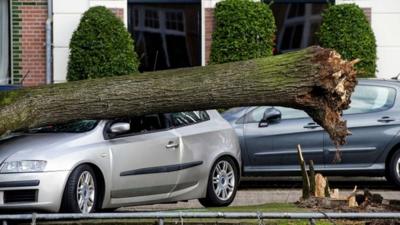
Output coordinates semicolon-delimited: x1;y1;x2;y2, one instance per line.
0;46;357;145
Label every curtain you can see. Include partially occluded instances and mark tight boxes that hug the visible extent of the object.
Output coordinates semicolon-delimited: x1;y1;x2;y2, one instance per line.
0;0;9;84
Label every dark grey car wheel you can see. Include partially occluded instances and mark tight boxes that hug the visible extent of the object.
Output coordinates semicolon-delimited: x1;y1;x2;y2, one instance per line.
199;157;238;207
61;165;98;213
388;150;400;187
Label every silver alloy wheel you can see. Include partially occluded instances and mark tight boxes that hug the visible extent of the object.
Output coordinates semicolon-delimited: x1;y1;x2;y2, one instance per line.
212;160;235;201
76;171;95;213
397;157;400;178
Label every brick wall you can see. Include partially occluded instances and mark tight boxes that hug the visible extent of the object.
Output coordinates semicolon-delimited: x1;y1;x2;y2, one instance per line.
362;7;371;23
11;0;47;86
204;8;214;65
109;8;124;21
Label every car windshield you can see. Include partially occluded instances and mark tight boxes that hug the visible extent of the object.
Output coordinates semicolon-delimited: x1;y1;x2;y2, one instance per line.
221;107;247;117
27;120;99;133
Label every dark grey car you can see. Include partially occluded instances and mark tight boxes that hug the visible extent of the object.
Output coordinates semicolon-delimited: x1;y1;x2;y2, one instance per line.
222;79;400;186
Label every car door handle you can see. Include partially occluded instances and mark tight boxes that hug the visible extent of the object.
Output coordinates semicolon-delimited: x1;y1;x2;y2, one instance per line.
165;141;179;149
377;116;395;123
303;122;319;129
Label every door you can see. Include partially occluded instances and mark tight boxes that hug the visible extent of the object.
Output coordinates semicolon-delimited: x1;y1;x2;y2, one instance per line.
324;84;398;168
244;106;324;171
167;111;211;195
107;114;181;202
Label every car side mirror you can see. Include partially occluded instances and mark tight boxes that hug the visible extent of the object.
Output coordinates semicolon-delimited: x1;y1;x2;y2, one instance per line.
259;108;281;128
110;122;130;134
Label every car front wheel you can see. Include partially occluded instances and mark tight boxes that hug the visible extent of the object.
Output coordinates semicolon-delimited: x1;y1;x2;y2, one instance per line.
61;165;98;213
199;157;238;207
388;150;400;187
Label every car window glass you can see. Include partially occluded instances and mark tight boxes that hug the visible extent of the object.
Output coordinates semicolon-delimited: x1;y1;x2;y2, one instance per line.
171;111;210;127
274;106;308;119
246;106;307;123
221;107;247;117
344;85;396;114
110;114;167;137
246;106;269;123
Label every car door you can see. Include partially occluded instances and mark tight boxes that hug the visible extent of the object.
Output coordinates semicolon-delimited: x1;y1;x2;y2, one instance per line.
244;106;324;171
166;111;211;195
107;114;181;202
324;84;398;168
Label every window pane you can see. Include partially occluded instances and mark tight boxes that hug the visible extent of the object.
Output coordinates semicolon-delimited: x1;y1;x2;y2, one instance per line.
142;32;168;70
292;24;303;49
308;22;321;46
166;35;189;68
311;4;327;15
274;107;307;119
345;85;396;114
109;114;168;138
280;24;303;50
288;4;305;18
246;106;307;123
141;114;164;131
165;11;184;32
145;10;159;28
281;26;293;50
134;9;139;27
246;106;269;123
171;111;209;127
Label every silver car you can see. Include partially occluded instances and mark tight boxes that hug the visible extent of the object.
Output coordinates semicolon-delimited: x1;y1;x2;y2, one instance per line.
0;110;241;213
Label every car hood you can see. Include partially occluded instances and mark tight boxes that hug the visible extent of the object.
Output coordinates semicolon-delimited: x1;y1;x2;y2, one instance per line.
0;132;91;164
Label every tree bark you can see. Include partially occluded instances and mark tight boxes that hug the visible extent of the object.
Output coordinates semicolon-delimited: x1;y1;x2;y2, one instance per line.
309;160;316;196
0;46;357;145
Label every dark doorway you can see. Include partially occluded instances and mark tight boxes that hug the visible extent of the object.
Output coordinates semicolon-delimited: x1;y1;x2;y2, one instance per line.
268;2;329;53
128;1;201;72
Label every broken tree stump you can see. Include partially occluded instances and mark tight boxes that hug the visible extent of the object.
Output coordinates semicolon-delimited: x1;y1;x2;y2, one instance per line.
309;160;316;196
325;177;331;198
315;173;327;198
297;144;311;199
348;186;359;208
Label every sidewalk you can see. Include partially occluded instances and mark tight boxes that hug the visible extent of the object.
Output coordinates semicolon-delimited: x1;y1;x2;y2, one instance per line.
120;188;400;212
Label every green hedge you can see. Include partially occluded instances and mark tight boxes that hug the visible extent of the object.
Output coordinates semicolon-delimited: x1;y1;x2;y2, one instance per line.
318;4;376;78
210;0;276;64
67;6;139;81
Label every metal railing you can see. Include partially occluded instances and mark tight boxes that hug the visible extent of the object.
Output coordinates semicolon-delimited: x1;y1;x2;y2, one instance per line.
1;212;400;225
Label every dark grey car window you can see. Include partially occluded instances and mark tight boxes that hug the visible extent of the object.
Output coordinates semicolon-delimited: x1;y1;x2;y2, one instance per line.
344;85;396;114
171;111;210;127
109;114;167;138
246;106;307;123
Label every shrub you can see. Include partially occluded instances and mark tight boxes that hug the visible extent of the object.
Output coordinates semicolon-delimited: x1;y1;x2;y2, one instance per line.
67;6;139;81
210;0;276;64
318;4;376;78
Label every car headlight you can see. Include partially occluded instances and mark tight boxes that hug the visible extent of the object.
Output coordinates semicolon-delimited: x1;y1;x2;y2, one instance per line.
0;160;47;173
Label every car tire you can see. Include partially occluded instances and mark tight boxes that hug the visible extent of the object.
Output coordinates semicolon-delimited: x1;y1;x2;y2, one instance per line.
388;150;400;187
61;164;98;213
199;157;238;207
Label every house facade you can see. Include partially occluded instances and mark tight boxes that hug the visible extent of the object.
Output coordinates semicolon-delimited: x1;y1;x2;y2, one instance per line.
0;0;399;87
0;0;126;86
